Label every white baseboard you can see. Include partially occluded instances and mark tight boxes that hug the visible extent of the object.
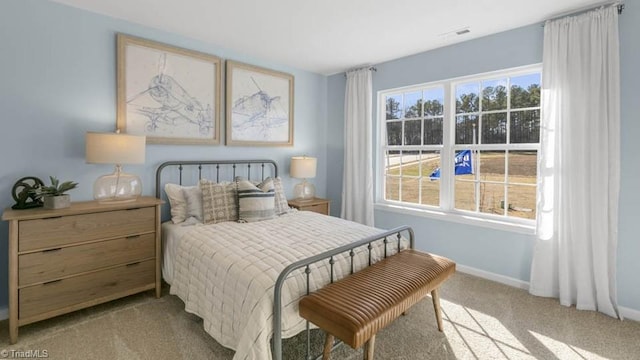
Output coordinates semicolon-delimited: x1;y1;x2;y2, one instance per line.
0;307;7;321
455;264;530;290
619;306;640;322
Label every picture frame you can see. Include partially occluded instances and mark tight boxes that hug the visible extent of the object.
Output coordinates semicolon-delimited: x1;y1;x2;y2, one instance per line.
226;60;294;146
116;34;221;145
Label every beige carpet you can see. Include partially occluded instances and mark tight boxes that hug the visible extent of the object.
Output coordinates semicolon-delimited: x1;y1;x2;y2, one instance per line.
1;272;639;359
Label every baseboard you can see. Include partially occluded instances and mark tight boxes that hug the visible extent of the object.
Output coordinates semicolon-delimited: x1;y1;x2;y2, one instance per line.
619;306;640;322
0;307;7;321
455;264;530;290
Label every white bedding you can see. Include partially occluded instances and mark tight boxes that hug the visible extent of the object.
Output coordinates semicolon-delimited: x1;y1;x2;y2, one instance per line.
161;219;200;285
165;211;407;360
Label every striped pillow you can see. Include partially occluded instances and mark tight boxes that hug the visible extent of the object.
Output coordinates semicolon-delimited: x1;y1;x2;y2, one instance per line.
237;179;275;223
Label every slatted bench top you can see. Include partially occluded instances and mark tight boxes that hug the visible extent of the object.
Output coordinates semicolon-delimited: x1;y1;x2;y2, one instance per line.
299;249;456;351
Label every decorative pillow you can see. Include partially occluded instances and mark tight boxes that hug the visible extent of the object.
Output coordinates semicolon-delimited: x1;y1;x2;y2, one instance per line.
270;177;290;215
182;186;203;222
237;179;275;223
235;176;289;215
200;180;237;224
164;183;198;224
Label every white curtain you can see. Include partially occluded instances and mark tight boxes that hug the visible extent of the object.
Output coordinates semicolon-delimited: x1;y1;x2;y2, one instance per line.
341;68;374;226
529;5;620;318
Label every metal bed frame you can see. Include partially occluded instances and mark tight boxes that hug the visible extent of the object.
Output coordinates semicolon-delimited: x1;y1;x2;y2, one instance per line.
155;160;415;360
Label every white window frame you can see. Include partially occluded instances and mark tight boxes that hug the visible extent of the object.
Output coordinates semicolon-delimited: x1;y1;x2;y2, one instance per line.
375;64;542;234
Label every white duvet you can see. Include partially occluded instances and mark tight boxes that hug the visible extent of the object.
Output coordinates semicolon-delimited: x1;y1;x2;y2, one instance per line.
168;211;406;360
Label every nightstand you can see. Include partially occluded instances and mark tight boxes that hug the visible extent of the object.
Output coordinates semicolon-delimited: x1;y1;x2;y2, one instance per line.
1;196;163;344
288;197;331;216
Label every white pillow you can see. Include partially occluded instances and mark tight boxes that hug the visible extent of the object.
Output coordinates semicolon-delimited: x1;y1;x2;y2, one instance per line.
182;186;203;222
164;183;202;223
164;183;188;224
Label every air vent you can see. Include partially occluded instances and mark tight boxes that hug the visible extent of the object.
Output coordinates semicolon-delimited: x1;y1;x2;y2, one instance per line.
438;27;471;39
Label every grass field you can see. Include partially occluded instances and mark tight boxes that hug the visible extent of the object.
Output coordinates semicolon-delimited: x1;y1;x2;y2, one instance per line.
385;151;537;219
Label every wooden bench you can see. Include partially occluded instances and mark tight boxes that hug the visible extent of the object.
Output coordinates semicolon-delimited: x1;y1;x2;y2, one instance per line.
298;249;456;360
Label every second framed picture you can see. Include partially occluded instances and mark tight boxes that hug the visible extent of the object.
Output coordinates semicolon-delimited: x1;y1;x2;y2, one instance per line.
226;61;294;146
117;34;221;145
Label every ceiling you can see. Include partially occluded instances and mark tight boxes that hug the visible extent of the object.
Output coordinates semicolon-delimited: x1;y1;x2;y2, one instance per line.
50;0;605;75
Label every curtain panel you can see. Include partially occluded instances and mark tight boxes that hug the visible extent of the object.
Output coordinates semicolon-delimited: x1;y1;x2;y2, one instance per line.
529;5;621;318
341;68;374;226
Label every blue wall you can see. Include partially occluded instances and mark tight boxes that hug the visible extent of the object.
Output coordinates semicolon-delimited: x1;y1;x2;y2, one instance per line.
617;0;640;316
327;6;640;313
0;0;328;310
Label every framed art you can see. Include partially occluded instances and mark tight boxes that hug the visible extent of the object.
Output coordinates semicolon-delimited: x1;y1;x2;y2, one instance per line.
226;60;294;146
116;34;221;145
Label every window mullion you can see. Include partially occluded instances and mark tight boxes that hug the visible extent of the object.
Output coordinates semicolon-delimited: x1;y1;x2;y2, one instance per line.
441;82;454;211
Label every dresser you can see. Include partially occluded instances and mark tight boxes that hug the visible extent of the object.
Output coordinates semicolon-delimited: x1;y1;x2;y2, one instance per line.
288;197;331;216
1;196;163;344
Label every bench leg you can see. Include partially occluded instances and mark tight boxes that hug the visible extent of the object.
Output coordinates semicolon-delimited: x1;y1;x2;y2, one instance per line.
431;288;444;331
363;335;376;360
323;333;334;360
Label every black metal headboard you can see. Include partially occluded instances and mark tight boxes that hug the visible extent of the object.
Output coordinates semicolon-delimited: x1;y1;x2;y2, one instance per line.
155;159;278;220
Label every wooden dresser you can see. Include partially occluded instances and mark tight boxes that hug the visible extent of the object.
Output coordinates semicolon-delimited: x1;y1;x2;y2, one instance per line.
1;196;163;344
288;197;331;216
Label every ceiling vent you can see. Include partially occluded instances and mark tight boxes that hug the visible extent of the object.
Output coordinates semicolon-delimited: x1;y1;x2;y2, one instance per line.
439;27;471;39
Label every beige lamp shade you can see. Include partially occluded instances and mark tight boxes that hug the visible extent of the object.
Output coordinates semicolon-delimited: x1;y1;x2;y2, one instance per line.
290;156;317;179
86;132;146;165
291;156;317;200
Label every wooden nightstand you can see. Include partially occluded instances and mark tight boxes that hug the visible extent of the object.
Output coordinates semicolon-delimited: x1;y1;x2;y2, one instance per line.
1;196;163;344
288;197;331;216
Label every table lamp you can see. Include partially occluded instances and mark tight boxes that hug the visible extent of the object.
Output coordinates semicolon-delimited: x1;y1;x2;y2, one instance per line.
290;156;317;200
85;131;146;202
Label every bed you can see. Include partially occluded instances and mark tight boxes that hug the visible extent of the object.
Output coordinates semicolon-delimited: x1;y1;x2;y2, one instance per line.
155;160;414;360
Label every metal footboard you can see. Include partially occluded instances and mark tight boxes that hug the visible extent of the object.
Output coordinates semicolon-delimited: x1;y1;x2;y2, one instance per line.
272;226;415;360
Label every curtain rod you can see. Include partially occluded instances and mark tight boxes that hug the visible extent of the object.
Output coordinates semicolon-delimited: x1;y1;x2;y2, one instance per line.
542;2;624;25
344;67;377;77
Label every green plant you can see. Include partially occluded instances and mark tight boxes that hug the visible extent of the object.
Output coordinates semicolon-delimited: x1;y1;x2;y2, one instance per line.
32;176;78;198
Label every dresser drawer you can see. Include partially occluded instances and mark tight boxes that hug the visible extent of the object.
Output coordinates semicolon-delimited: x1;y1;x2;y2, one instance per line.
19;259;155;319
303;203;329;215
19;233;156;286
19;207;155;252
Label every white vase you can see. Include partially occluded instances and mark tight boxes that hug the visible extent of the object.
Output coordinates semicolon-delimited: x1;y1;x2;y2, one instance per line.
43;195;71;209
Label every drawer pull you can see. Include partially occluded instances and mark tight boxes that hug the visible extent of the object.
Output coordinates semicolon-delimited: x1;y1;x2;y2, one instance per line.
126;262;141;267
126;208;142;211
43;279;62;286
42;248;62;253
43;216;63;220
126;235;141;239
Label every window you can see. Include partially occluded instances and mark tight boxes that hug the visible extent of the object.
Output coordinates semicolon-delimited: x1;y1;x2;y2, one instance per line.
380;65;541;224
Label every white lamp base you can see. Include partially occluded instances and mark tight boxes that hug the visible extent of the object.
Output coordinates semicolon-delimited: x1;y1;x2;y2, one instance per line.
93;165;142;203
293;179;315;200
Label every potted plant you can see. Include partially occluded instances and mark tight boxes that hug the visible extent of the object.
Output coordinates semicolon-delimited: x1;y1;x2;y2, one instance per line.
32;176;79;209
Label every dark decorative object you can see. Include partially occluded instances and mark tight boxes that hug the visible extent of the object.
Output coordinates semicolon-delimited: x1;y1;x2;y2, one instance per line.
11;177;45;209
